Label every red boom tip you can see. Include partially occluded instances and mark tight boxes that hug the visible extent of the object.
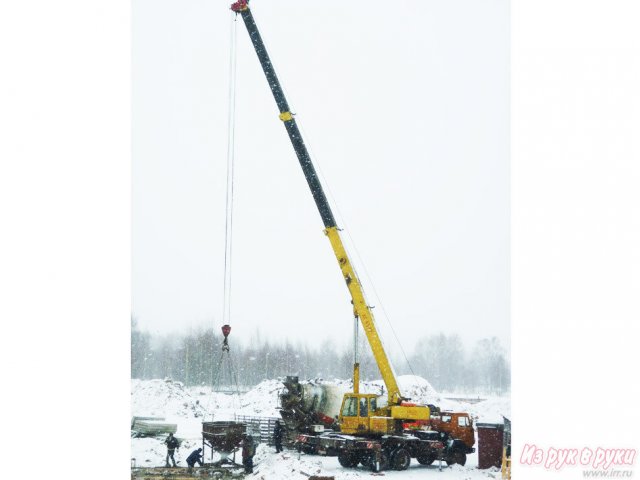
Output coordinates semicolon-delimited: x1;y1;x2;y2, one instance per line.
230;0;248;12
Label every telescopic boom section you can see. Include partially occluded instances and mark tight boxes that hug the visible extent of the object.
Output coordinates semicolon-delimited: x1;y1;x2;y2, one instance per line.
230;0;403;405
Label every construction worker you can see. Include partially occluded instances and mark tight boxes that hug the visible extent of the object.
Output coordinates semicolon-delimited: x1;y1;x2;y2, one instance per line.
164;432;179;467
273;421;284;453
186;448;203;473
242;435;256;474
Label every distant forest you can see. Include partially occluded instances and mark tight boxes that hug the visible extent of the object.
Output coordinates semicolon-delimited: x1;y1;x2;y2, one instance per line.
131;319;510;395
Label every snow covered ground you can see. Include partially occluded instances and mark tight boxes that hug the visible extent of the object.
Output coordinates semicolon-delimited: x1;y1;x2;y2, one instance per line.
131;377;509;479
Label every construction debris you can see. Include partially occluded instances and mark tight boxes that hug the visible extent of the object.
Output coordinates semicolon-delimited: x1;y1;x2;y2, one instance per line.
131;416;177;437
130;466;244;479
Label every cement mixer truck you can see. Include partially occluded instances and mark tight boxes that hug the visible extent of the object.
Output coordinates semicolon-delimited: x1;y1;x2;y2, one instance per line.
279;376;346;438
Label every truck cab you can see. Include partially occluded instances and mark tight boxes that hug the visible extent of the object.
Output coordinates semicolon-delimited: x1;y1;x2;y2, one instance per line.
429;411;476;451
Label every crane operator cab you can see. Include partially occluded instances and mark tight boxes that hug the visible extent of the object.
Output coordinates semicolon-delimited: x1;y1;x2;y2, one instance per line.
339;394;387;435
339;394;431;436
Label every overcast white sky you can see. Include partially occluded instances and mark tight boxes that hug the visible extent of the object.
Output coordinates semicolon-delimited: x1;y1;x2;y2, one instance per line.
132;0;509;354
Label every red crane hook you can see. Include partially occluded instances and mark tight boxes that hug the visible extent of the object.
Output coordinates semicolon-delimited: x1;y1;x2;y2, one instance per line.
221;324;231;339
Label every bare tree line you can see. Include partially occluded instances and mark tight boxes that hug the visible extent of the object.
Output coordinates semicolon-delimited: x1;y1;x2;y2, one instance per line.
131;319;510;395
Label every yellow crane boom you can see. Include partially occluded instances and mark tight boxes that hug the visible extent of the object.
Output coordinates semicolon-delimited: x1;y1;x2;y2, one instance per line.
324;227;401;405
230;0;429;434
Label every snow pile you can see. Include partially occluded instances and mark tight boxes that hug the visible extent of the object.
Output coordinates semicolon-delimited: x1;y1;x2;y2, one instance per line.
327;378;383;397
237;379;283;417
249;444;326;479
467;397;511;424
394;375;442;405
188;385;241;414
131;437;169;467
366;374;467;412
131;378;207;420
131;380;246;465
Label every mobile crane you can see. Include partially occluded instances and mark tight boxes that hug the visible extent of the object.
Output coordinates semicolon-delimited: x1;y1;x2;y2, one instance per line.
229;0;475;471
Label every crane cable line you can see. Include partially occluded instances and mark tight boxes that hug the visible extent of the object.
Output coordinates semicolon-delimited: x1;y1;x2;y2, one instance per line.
212;344;242;394
222;12;238;328
208;12;241;416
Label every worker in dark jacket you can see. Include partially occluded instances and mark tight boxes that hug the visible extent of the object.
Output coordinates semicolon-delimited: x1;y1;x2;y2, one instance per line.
273;421;284;453
164;433;179;467
186;447;203;472
242;435;256;473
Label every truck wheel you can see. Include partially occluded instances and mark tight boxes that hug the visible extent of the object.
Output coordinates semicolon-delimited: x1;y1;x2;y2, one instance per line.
390;448;411;471
302;445;317;455
360;454;374;468
446;451;467;466
417;453;436;465
338;451;359;468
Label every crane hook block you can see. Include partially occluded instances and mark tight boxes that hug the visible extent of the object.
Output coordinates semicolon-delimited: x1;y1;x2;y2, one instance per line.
230;0;249;12
221;324;231;338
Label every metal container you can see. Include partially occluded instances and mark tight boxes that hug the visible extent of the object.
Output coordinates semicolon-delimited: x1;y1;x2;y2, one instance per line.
202;421;246;454
477;422;504;469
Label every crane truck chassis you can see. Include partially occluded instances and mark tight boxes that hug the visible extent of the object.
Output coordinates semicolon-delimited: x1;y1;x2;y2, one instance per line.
294;410;475;471
279;376;475;470
295;426;473;472
229;0;476;472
